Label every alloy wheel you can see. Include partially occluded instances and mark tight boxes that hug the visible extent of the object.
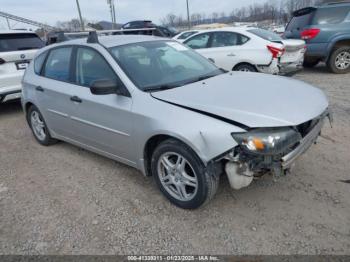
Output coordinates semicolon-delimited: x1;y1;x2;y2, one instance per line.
335;51;350;70
157;152;198;202
30;111;47;141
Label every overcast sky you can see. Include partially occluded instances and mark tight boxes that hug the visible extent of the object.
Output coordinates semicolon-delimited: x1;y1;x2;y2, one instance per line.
0;0;269;29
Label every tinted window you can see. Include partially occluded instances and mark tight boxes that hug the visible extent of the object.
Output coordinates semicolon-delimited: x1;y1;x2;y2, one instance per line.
75;48;117;87
178;31;198;40
34;51;48;75
286;13;313;31
184;33;210;49
0;33;44;52
312;7;350;25
44;47;72;82
110;41;221;91
248;29;282;42
211;32;249;47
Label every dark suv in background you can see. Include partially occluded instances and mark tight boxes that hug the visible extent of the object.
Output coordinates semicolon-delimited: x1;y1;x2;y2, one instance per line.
284;2;350;74
121;20;178;37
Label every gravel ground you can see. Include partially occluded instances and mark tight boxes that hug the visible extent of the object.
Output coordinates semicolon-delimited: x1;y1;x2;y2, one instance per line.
0;65;349;255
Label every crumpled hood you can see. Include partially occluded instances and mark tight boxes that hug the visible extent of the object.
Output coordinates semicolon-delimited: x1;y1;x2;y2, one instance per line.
152;72;329;128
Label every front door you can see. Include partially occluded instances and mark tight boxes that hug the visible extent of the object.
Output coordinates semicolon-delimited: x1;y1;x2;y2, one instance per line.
68;47;134;164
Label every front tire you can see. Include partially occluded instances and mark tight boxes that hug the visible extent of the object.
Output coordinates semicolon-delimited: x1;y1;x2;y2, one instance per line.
27;105;57;146
327;46;350;74
233;63;257;72
151;139;219;209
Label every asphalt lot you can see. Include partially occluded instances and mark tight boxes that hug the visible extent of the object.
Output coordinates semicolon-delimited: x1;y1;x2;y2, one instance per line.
0;65;349;255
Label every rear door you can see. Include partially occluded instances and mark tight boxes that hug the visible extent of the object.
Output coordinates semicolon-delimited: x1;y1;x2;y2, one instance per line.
205;31;250;70
35;46;77;138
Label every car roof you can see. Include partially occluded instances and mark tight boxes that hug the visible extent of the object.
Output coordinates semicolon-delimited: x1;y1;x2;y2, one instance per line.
0;30;38;35
53;34;167;48
191;26;258;34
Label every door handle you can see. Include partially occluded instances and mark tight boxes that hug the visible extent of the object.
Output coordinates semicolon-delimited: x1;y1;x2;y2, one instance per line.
70;96;82;103
35;86;44;92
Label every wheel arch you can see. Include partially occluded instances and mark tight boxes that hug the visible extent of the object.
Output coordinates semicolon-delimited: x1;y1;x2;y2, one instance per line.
326;36;350;60
233;62;258;71
24;101;35;124
143;134;201;177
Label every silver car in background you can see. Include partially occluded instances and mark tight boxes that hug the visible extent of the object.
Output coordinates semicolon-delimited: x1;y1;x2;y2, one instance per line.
22;33;330;209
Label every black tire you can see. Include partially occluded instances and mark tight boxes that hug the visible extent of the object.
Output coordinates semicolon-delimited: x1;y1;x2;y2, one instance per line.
327;46;350;74
303;57;319;68
151;139;219;209
26;105;57;146
233;63;257;72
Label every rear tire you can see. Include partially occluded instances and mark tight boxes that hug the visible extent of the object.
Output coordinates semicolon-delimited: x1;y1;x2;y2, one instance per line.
233;63;257;72
303;57;319;68
151;139;219;209
327;46;350;74
27;105;57;146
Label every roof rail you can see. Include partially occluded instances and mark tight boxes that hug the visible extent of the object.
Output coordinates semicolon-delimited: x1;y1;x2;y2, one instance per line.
46;28;166;45
57;32;69;43
87;31;99;44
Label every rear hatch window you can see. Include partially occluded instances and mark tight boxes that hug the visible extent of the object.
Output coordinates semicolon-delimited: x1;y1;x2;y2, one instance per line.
312;6;350;25
0;33;44;52
247;28;283;43
285;8;316;39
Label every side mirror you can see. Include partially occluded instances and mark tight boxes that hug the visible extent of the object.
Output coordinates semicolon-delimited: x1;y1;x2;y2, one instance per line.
90;79;129;97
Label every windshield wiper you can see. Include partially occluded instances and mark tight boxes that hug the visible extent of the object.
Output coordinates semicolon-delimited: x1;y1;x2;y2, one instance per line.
143;84;178;92
185;73;219;85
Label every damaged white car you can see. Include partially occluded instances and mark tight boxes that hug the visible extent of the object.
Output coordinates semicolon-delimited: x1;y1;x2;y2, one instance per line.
22;33;331;209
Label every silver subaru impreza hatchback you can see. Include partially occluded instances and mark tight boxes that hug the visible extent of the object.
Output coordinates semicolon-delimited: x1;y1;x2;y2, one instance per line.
22;33;331;209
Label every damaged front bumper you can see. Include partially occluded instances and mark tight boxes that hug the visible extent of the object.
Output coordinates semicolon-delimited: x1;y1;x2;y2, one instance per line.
281;118;324;169
224;110;332;190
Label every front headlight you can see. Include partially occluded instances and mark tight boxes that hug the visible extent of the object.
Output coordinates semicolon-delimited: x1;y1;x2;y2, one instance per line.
231;128;302;155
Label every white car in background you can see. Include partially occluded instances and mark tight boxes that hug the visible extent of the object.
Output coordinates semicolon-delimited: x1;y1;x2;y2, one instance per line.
172;30;199;43
0;30;44;103
182;27;305;75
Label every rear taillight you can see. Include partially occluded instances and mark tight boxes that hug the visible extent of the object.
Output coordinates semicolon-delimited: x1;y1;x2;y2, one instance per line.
267;45;285;58
0;58;5;65
300;28;320;40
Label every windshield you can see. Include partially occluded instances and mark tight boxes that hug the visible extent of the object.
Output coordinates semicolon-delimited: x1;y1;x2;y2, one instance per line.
109;41;223;91
248;28;282;42
0;33;44;52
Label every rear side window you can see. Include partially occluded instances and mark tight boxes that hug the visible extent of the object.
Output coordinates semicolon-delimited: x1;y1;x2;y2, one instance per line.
0;33;44;52
211;32;249;47
34;51;48;75
312;7;350;25
185;33;210;49
75;47;117;87
248;29;282;42
43;47;72;82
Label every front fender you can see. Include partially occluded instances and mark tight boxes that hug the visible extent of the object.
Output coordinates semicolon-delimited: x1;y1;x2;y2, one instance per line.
133;95;245;172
